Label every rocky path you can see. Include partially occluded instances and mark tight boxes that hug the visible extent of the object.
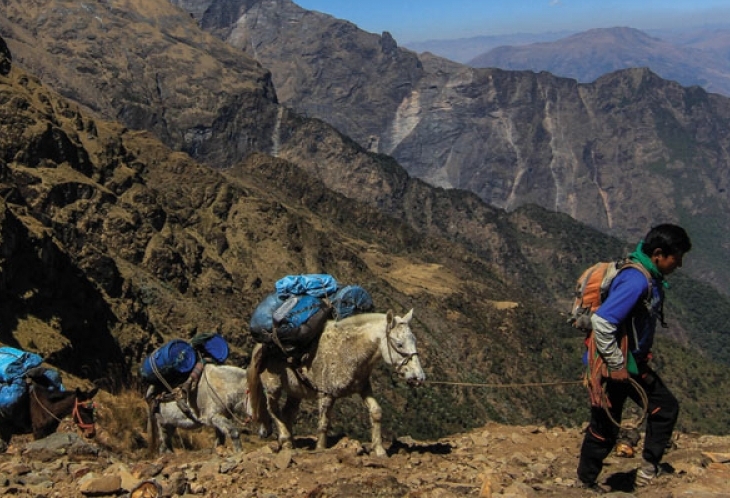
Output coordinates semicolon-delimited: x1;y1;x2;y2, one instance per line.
1;421;729;497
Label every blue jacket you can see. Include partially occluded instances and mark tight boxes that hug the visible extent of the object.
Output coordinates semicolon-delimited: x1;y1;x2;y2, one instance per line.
593;267;664;366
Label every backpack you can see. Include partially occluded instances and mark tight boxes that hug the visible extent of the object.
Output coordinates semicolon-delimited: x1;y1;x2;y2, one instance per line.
568;258;653;333
568;258;652;408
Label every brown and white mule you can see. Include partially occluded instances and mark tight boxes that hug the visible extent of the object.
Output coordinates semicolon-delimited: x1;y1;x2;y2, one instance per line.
0;372;98;452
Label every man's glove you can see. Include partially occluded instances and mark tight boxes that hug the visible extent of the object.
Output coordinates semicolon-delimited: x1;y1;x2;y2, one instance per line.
608;367;629;382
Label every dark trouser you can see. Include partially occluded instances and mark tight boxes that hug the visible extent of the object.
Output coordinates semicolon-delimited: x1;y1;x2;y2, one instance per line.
577;365;679;484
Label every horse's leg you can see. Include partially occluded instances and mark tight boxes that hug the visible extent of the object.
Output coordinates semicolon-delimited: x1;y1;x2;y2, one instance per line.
281;396;301;441
315;395;335;451
361;383;386;457
0;425;11;453
209;415;242;452
266;390;293;450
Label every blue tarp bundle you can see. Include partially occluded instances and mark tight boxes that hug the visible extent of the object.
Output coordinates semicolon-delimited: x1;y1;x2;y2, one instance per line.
275;274;338;298
331;285;374;320
0;347;65;419
0;347;43;383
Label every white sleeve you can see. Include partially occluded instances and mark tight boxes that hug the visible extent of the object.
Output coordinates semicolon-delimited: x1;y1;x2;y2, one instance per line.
591;313;625;370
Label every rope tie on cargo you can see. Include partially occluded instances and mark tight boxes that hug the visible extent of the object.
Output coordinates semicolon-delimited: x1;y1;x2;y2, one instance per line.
150;356;175;393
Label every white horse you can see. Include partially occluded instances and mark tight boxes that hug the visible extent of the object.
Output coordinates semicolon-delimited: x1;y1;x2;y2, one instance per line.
248;309;425;457
150;364;267;453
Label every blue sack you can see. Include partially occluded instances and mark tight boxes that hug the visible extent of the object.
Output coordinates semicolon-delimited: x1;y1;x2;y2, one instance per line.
250;292;287;343
140;339;197;385
331;285;375;320
0;347;43;383
273;295;332;352
275;274;338;298
191;333;229;364
0;378;28;419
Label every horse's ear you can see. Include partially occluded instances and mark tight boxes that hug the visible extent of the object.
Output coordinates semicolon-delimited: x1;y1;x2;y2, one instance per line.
78;387;99;400
403;309;414;323
386;309;394;326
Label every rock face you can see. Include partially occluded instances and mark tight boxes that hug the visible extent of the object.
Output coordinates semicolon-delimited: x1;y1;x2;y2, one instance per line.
170;0;730;295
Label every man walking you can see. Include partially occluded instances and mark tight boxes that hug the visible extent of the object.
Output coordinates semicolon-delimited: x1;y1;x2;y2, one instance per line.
576;224;692;493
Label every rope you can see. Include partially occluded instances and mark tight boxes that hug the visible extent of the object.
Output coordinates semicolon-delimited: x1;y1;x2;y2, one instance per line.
426;378;649;430
149;355;176;393
200;366;252;427
31;387;63;423
600;377;649;430
426;380;583;388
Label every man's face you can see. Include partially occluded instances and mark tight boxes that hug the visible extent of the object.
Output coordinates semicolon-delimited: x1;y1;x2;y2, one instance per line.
655;252;684;275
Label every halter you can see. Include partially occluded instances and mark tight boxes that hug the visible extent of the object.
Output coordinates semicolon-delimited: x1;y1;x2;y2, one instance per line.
31;388;97;436
384;316;419;374
72;398;97;435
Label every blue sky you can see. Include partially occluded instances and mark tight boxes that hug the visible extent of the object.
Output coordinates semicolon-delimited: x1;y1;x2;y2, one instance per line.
294;1;730;44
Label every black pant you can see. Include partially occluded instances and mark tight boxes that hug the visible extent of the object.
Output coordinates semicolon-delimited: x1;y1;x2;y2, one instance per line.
577;365;679;484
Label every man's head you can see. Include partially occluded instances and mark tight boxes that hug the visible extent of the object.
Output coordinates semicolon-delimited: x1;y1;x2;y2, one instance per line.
641;224;692;275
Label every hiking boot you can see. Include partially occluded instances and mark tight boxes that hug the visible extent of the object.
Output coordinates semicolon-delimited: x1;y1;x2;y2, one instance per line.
615;442;635;458
574;480;609;494
635;461;658;487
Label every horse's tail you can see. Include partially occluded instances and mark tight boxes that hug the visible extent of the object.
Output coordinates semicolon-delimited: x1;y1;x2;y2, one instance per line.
247;344;271;435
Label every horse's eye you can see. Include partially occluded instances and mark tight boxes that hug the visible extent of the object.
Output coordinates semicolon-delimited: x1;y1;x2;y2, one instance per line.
396;342;404;349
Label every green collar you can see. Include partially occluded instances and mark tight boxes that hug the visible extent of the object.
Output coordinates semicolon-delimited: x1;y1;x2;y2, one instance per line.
629;242;669;288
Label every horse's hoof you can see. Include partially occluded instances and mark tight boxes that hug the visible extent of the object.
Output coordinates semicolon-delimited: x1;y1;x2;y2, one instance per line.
373;446;387;457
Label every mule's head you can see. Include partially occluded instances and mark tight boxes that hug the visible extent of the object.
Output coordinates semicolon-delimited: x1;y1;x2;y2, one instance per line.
385;309;426;386
73;387;99;438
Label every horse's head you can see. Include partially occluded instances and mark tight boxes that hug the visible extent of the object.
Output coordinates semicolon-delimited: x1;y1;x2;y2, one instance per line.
73;387;99;438
385;309;426;386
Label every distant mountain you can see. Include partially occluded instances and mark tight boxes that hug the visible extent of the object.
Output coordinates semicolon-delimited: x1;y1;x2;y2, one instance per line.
468;27;730;97
402;31;575;64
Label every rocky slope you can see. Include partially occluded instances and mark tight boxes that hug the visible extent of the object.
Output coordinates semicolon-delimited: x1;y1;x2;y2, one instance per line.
1;417;729;497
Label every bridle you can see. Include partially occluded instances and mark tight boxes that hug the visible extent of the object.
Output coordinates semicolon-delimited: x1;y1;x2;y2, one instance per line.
384;318;419;374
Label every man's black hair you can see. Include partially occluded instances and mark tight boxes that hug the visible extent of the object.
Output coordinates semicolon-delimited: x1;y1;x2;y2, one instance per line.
641;223;692;256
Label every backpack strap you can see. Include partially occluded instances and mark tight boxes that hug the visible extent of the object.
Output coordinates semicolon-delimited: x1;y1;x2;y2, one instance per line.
617;259;666;327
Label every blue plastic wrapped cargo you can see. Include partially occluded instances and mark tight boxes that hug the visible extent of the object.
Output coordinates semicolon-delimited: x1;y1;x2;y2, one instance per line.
140;340;197;386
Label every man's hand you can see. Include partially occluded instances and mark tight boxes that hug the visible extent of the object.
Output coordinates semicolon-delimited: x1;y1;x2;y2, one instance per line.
608;367;629;382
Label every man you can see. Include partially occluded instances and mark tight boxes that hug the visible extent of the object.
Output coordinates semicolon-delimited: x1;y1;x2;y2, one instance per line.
577;224;692;493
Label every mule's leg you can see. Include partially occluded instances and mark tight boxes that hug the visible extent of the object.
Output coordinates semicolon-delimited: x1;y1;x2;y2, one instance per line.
361;383;386;457
315;395;335;451
266;391;293;450
158;421;175;454
281;396;301;443
209;415;241;452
